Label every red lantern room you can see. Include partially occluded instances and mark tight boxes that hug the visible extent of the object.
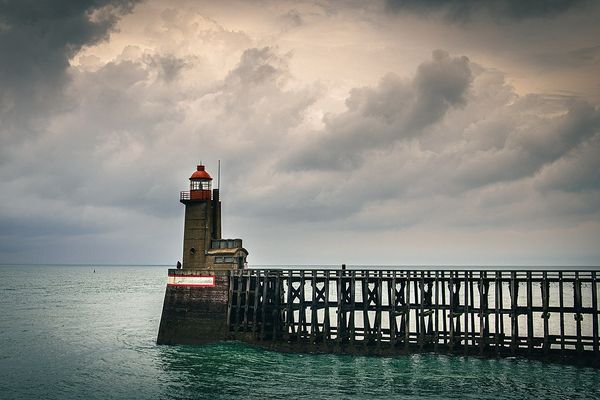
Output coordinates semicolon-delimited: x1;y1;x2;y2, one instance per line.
181;165;212;201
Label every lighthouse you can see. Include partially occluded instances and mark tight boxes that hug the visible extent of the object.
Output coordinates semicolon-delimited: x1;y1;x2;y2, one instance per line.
180;164;247;270
157;163;248;344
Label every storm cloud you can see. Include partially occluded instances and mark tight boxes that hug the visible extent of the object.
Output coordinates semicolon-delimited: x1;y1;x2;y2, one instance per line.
0;0;139;165
0;1;138;109
285;50;472;170
0;0;599;265
386;0;589;22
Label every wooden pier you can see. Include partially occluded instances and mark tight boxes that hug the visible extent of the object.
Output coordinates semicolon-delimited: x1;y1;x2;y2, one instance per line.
226;269;600;365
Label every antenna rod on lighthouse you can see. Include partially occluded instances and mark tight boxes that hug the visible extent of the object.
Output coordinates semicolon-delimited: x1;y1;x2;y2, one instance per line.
218;160;221;190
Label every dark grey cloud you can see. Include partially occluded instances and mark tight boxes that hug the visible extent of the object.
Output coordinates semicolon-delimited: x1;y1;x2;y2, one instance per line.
386;0;588;22
0;0;139;150
145;54;190;82
284;50;471;170
224;47;290;90
536;132;600;192
411;50;472;129
230;52;600;231
533;45;600;70
0;0;138;83
453;97;600;189
0;215;108;238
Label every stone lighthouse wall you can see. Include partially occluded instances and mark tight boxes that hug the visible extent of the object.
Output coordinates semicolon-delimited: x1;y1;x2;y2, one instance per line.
181;200;212;269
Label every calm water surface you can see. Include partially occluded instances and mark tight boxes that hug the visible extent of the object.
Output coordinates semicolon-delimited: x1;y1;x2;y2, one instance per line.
1;265;599;399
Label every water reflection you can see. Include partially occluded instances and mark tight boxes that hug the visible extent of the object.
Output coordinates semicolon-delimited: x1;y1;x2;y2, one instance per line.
156;341;600;399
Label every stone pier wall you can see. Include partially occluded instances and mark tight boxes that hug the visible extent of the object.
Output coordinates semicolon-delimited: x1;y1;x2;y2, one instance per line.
156;269;230;345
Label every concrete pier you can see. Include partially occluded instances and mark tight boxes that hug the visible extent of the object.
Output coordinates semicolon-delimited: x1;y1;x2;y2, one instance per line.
157;269;230;344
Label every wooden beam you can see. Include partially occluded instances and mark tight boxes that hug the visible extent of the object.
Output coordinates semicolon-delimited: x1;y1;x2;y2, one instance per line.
527;271;533;355
510;271;518;355
593;271;598;354
559;271;565;356
541;271;550;355
405;271;411;350
324;270;331;342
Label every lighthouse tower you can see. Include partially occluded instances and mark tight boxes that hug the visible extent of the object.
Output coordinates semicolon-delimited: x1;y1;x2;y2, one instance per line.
180;164;221;269
179;164;247;270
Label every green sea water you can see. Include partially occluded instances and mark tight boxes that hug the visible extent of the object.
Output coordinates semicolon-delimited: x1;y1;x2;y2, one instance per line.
1;265;600;399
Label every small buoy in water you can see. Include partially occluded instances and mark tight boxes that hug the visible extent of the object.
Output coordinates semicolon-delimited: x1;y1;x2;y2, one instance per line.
93;269;96;273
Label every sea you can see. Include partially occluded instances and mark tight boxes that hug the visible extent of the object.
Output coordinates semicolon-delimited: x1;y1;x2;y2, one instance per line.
1;264;600;400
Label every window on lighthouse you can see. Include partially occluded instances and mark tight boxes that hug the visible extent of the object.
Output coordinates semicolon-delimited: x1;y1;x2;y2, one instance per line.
190;180;211;190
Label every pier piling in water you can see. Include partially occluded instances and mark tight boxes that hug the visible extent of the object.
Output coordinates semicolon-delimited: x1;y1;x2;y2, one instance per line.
222;268;599;366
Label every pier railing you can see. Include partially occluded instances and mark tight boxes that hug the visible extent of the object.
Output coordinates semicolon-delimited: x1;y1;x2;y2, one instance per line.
227;269;599;362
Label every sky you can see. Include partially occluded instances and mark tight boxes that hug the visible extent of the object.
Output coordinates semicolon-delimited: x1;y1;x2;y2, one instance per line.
0;0;599;266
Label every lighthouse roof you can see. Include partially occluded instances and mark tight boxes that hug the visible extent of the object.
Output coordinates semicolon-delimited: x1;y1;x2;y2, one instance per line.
190;165;212;180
